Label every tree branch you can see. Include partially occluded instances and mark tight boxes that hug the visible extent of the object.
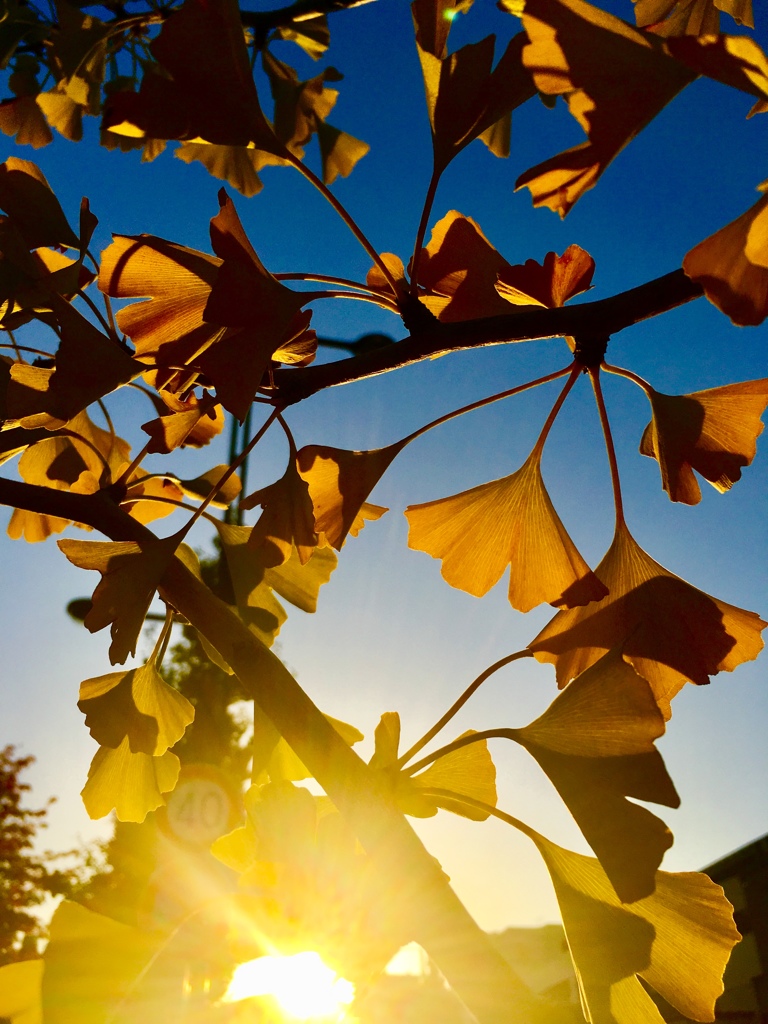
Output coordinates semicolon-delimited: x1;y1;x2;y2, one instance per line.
0;476;543;1024
271;268;704;403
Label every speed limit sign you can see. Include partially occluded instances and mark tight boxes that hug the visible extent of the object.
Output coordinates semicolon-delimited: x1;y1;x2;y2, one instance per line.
157;764;240;847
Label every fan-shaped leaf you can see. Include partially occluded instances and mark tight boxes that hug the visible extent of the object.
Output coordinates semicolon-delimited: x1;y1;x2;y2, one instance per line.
81;738;180;821
529;523;767;714
406;451;607;612
639;379;768;503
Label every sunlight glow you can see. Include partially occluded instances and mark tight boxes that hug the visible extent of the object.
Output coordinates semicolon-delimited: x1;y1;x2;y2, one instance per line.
222;951;355;1021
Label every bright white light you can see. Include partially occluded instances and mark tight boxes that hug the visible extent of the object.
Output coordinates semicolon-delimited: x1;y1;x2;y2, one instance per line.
222;951;355;1021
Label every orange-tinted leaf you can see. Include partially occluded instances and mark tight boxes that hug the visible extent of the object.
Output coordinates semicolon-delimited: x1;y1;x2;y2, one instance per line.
683;191;768;326
102;0;280;153
0;958;41;1024
0;158;79;249
0;95;52;149
515;0;695;216
411;731;497;820
242;458;317;566
513;649;678;902
264;715;363;783
529;523;767;714
122;474;185;525
296;443;401;549
531;833;740;1024
58;535;182;663
317;123;370;185
36;86;83;142
666;34;768;105
177;465;241;508
406;451;607;612
174;142;272;197
81;738;180;821
639;379;768;503
7;508;70;543
5;296;141;428
98;233;222;364
495;244;595;308
141;396;225;453
79;661;194;756
634;0;754;33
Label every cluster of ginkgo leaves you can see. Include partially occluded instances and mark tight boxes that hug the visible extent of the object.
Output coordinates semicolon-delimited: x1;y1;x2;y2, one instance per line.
2;0;768;1021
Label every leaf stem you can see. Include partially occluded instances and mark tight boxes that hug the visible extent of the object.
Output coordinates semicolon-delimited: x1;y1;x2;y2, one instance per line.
115;439;154;489
589;366;625;529
308;290;400;312
404;727;520;777
418;788;538;842
602;361;654;397
401;365;574;448
530;364;580;460
285;152;400;295
77;288;116;338
397;650;533;768
149;604;175;667
274;272;391;296
409;166;441;296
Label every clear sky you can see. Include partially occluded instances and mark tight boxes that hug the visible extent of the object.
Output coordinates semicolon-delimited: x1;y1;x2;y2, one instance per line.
1;0;767;933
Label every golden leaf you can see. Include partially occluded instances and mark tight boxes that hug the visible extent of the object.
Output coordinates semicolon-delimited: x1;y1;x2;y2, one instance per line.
633;0;753;36
141;394;225;453
406;451;607;612
121;474;184;525
242;458;317;567
496;244;595;308
78;662;194;755
263;715;364;784
297;443;401;549
101;0;280;153
513;649;678;902
532;833;740;1024
174;142;269;197
515;0;695;216
0;158;79;249
58;535;182;663
7;508;71;543
81;738;180;821
684;191;768;326
529;523;767;714
639;379;768;503
317;123;370;185
411;731;497;821
0;959;42;1024
177;464;241;508
0;96;52;149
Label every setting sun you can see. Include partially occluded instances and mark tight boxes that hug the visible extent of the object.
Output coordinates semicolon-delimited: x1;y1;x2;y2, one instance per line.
222;951;355;1021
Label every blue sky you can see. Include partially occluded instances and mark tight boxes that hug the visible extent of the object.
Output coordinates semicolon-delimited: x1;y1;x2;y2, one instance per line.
1;0;767;931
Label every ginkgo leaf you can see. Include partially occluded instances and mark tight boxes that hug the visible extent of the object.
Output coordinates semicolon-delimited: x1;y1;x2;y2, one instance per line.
639;379;768;503
0;958;42;1024
514;0;695;216
78;662;194;756
297;443;402;549
633;0;753;34
317;122;370;185
58;535;182;663
684;190;768;327
512;649;678;902
406;451;607;612
0;95;52;149
42;901;168;1024
98;233;223;366
411;731;497;821
5;295;141;428
529;523;767;714
262;543;337;613
174;142;271;197
242;458;317;566
495;245;595;308
101;0;281;154
141;394;225;453
530;832;740;1024
121;474;185;525
665;33;768;106
7;508;70;543
177;465;241;508
81;737;180;821
0;157;79;249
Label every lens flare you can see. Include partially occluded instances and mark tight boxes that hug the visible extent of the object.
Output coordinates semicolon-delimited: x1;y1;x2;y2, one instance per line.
222;951;355;1021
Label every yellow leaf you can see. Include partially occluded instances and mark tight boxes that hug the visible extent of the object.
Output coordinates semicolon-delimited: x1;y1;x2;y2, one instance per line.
178;464;241;507
242;459;317;567
141;394;225;453
78;661;194;755
81;738;180;821
122;474;185;525
531;833;740;1024
0;959;42;1024
266;715;364;783
412;731;497;821
317;123;370;185
529;523;767;714
58;535;182;663
513;649;678;902
211;822;258;874
639;379;768;503
42;901;168;1023
406;451;607;612
684;191;768;326
297;443;400;549
515;0;695;216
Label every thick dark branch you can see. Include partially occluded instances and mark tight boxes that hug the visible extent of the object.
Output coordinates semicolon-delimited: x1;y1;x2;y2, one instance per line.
0;476;541;1023
272;268;703;404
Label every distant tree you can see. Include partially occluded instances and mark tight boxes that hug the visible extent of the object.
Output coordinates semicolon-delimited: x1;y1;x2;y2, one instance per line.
0;747;79;965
